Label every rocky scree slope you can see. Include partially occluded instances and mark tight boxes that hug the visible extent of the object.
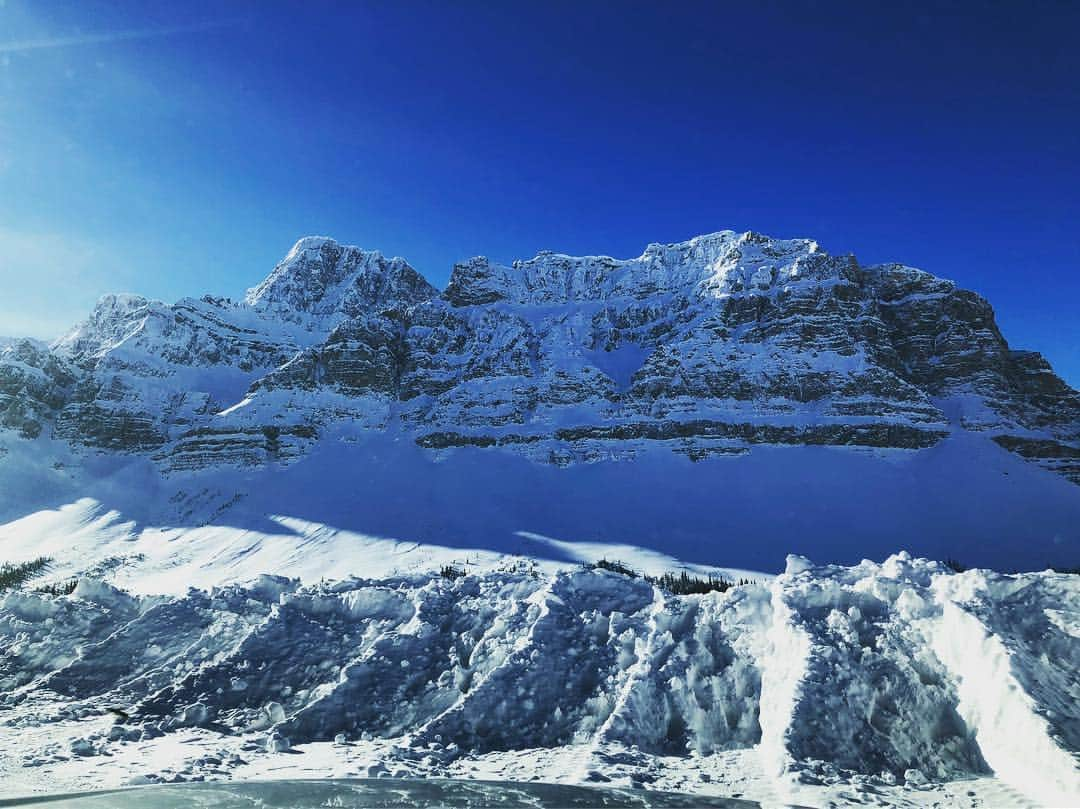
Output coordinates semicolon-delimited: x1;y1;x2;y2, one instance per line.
1;231;1077;480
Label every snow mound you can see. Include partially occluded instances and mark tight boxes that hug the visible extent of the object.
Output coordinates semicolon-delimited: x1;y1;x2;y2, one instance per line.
1;555;1076;806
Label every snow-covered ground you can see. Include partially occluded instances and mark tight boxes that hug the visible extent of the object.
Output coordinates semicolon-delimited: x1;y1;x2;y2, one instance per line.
1;554;1076;807
2;428;1080;593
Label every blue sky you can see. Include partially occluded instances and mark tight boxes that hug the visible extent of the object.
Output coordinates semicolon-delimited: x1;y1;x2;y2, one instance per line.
1;1;1078;384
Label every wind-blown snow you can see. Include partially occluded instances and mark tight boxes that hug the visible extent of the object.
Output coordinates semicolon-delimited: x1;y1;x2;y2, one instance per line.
0;555;1075;807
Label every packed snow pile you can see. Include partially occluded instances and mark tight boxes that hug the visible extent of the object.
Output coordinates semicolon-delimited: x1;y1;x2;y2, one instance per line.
1;554;1076;807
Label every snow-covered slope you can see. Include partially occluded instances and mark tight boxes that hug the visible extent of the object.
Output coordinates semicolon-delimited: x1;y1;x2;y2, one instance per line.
1;555;1076;807
1;229;1079;577
2;427;1080;588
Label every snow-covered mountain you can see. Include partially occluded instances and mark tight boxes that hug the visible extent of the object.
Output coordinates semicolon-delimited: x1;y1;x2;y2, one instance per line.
6;231;1078;474
1;230;1079;577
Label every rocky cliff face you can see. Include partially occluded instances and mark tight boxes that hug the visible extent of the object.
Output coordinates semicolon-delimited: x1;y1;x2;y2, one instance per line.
2;230;1078;481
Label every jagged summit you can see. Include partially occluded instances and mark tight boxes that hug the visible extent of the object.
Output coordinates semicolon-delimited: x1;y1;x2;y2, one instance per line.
244;236;437;321
443;230;828;307
52;292;159;360
247;229;861;312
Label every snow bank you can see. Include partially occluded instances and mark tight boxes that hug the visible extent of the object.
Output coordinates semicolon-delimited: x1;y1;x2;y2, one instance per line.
0;556;1077;806
931;570;1080;805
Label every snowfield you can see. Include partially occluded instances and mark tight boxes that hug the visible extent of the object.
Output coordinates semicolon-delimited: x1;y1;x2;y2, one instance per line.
1;554;1076;808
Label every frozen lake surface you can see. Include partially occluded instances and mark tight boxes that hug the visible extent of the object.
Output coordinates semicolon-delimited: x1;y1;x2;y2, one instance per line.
0;777;758;808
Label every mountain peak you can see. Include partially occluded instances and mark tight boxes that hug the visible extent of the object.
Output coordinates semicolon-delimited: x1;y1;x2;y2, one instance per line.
281;235;345;262
52;292;158;360
244;237;437;320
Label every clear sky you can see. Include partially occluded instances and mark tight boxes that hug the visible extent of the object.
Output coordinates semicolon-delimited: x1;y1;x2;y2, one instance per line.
1;1;1078;384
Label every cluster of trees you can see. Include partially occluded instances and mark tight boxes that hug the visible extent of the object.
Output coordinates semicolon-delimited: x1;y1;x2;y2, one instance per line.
0;556;52;591
0;556;77;595
437;557;758;594
587;558;757;594
35;578;79;596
